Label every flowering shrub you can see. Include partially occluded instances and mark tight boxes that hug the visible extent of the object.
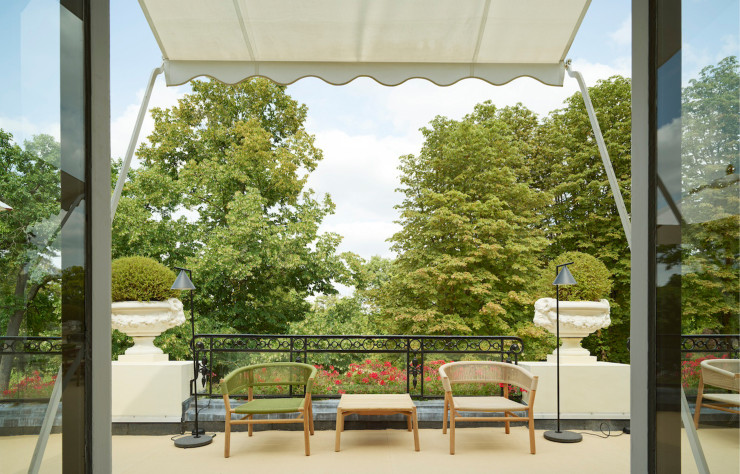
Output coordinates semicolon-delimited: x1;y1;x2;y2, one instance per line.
681;353;728;390
2;371;57;398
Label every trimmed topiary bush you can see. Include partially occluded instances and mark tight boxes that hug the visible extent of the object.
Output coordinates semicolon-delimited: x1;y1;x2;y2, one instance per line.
536;251;612;301
111;256;178;302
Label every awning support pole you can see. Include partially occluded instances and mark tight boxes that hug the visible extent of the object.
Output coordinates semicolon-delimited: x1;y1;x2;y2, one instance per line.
566;62;632;249
110;65;163;221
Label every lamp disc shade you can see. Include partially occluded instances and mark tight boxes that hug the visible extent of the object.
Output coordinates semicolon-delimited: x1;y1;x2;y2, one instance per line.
0;200;12;211
171;270;196;290
553;265;577;286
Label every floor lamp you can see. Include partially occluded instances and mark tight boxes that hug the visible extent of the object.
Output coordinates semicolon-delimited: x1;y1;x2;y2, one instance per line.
172;267;213;448
543;262;582;443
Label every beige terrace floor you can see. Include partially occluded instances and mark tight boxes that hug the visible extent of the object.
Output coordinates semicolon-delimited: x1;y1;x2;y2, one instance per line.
2;427;738;473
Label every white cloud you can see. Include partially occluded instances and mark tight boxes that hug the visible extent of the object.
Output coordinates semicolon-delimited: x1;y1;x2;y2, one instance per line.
0;116;59;145
609;18;631;47
306;129;412;260
110;81;189;163
382;58;629;140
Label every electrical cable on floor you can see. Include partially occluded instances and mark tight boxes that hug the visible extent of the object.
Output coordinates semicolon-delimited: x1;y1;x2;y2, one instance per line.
576;421;626;439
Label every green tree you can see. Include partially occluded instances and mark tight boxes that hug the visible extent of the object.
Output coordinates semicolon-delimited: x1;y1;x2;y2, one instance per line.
290;253;394;336
0;131;61;390
532;76;632;362
112;79;345;334
379;104;550;337
680;56;739;334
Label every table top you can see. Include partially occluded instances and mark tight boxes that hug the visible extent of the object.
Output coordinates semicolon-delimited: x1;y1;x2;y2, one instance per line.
337;393;416;411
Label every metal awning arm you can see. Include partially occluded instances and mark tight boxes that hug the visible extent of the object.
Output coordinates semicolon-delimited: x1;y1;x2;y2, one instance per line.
110;64;163;221
566;61;632;250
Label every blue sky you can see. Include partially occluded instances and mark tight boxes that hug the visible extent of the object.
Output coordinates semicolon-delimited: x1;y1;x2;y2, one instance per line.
2;0;738;266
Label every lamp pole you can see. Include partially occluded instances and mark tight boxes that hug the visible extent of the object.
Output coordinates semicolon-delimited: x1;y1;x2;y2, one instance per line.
544;262;582;443
171;267;213;448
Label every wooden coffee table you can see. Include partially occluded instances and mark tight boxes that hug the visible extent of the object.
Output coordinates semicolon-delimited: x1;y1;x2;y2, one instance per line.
335;393;420;452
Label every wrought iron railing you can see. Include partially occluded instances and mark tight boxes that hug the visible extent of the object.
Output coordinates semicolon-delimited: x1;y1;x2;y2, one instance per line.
680;334;739;397
0;336;62;402
681;334;739;356
0;336;62;355
193;334;523;400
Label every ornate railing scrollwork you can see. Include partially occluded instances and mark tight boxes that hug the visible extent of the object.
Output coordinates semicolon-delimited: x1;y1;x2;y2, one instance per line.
0;336;62;355
681;334;739;356
194;333;524;399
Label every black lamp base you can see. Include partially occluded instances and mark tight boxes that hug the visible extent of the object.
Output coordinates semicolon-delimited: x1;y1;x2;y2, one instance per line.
544;430;583;443
174;434;213;448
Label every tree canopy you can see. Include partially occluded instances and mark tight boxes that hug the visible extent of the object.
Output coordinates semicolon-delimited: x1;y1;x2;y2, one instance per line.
112;79;345;333
680;56;739;335
378;104;550;337
0;131;61;390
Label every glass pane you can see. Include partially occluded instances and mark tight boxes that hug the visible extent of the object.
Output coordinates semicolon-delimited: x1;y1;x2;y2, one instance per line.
0;1;65;472
680;1;740;472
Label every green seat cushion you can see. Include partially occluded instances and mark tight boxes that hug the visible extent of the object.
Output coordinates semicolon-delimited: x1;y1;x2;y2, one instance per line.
234;398;306;414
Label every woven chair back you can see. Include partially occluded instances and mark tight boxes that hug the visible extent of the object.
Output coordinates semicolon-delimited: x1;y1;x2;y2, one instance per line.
221;362;317;396
701;359;740;392
439;361;537;393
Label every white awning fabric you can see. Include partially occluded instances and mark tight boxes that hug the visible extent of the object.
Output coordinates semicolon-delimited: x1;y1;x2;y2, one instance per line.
139;0;591;87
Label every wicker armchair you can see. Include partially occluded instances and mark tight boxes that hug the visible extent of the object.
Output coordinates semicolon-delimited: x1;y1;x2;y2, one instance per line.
693;359;740;428
439;361;538;455
220;362;317;457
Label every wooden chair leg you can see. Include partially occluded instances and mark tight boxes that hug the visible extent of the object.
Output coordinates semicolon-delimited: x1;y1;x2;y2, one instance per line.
248;414;253;437
693;378;704;429
505;411;511;434
335;409;344;452
449;410;456;455
412;408;420;452
308;401;315;435
442;394;448;434
528;410;536;454
224;413;231;458
303;412;311;456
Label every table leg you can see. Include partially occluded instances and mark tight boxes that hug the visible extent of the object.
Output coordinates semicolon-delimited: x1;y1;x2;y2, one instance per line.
406;413;412;431
335;409;343;452
412;408;420;452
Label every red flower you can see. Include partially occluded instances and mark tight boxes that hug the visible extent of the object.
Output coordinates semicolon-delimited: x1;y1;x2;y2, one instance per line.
362;378;369;384
370;372;379;379
379;380;386;386
338;389;346;394
334;379;342;385
384;361;392;367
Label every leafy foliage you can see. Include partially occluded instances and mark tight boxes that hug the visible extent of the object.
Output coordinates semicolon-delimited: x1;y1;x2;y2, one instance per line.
378;104;550;336
680;56;739;335
111;256;178;302
112;79;345;333
535;251;612;302
531;76;632;362
0;131;61;390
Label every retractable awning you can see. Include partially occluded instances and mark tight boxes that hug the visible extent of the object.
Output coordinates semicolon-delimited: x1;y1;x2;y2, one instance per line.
120;0;630;248
138;0;591;87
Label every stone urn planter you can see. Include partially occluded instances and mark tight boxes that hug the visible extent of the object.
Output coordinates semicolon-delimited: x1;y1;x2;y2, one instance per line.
532;251;613;364
533;297;610;364
112;298;186;362
111;256;186;362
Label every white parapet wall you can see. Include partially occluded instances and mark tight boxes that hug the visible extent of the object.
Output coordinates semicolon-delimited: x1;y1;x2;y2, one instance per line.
112;358;192;423
519;361;630;419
